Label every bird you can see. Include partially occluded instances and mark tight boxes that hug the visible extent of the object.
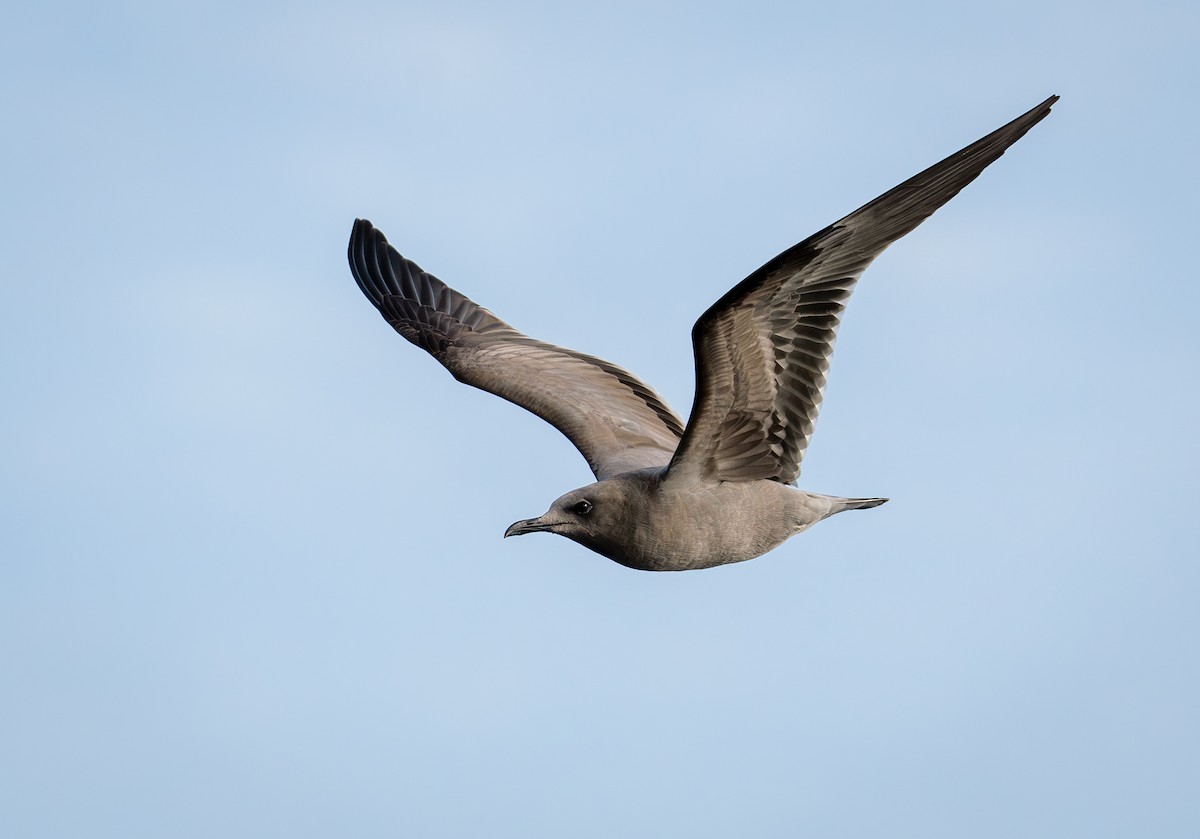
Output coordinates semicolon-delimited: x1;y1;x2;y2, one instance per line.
347;95;1057;571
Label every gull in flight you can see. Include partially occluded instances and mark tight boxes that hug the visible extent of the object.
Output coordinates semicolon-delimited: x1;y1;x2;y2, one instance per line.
348;95;1057;571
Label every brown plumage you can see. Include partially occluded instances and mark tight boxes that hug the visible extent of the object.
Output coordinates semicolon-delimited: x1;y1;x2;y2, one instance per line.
348;222;684;480
347;95;1058;570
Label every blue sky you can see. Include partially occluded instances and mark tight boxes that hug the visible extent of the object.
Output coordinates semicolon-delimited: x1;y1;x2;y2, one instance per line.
2;1;1197;836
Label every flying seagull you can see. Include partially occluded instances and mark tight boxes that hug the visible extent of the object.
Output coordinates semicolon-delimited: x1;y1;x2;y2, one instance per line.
348;95;1057;571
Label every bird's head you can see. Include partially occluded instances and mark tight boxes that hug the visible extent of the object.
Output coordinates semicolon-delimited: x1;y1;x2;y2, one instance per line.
504;474;652;562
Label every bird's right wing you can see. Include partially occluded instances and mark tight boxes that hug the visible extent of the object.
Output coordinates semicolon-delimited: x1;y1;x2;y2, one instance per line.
666;95;1059;485
348;220;685;480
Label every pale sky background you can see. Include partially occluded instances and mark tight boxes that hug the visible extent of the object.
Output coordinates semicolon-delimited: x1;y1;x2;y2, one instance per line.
2;1;1197;837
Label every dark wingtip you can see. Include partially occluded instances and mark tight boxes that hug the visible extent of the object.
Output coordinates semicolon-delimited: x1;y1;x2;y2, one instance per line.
1026;94;1059;124
347;218;391;308
992;94;1059;146
348;217;375;251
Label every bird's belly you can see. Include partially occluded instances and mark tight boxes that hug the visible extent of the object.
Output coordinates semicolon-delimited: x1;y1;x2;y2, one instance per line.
612;484;805;571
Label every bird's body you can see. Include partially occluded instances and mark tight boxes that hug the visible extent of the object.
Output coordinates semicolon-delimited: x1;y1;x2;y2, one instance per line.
348;96;1057;571
504;470;883;573
506;468;885;571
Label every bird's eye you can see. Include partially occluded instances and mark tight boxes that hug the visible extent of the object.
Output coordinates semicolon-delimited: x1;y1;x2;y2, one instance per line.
572;499;594;516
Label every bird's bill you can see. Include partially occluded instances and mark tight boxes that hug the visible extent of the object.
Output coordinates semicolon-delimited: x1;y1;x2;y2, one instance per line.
504;517;556;538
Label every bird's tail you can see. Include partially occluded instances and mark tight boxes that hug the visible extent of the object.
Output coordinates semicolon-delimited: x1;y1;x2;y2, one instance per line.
832;496;889;513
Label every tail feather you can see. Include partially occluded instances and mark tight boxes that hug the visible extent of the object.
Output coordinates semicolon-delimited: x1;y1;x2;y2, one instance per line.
836;496;889;513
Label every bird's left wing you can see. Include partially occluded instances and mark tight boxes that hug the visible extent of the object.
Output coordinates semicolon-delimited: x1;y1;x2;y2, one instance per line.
666;95;1059;485
348;220;685;480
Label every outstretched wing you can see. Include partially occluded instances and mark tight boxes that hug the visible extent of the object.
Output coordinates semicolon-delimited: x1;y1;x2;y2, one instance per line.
348;220;685;479
667;95;1058;485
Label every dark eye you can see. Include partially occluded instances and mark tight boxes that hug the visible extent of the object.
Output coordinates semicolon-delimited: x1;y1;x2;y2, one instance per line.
571;499;593;516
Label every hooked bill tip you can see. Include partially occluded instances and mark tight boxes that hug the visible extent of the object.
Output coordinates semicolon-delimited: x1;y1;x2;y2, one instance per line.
505;518;534;538
505;517;555;538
